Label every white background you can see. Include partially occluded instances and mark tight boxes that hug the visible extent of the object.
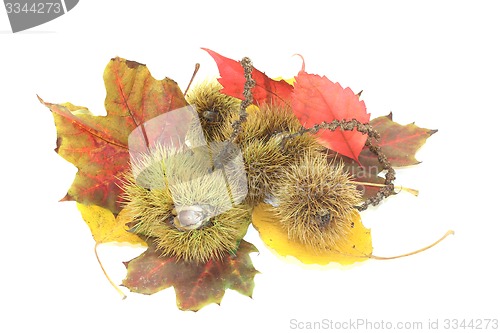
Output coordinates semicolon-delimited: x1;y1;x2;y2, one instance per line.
1;1;499;332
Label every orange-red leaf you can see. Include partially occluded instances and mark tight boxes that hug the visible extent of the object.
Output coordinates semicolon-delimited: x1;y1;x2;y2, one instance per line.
41;57;187;214
292;71;370;162
203;48;293;106
122;240;258;311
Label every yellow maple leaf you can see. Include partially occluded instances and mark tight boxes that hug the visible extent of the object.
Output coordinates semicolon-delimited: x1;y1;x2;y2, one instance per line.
77;203;146;299
77;203;146;246
252;204;372;266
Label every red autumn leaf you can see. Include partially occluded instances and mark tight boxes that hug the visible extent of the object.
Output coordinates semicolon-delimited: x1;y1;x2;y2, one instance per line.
203;48;293;106
291;71;370;162
359;113;437;168
41;57;187;214
122;240;259;311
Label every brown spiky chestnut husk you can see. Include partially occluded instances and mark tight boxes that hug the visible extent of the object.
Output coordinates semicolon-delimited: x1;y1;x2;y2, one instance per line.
270;152;362;251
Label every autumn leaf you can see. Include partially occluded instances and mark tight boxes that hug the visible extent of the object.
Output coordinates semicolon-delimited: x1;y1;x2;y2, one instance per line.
359;113;437;168
203;48;294;106
338;113;435;198
40;57;187;214
122;240;259;311
252;204;372;265
206;49;370;161
291;71;370;162
77;203;146;246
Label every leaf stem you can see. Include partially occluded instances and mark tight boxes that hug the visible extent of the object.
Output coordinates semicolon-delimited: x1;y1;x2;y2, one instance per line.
94;243;127;300
369;230;455;260
184;63;200;96
350;181;419;196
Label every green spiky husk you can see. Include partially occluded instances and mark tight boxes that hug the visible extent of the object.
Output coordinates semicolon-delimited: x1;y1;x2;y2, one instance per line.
121;144;251;263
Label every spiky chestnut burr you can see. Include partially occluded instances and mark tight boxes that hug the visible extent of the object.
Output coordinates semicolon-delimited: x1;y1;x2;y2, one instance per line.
121;144;251;263
223;103;321;155
221;104;324;207
270;152;362;251
185;80;240;142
